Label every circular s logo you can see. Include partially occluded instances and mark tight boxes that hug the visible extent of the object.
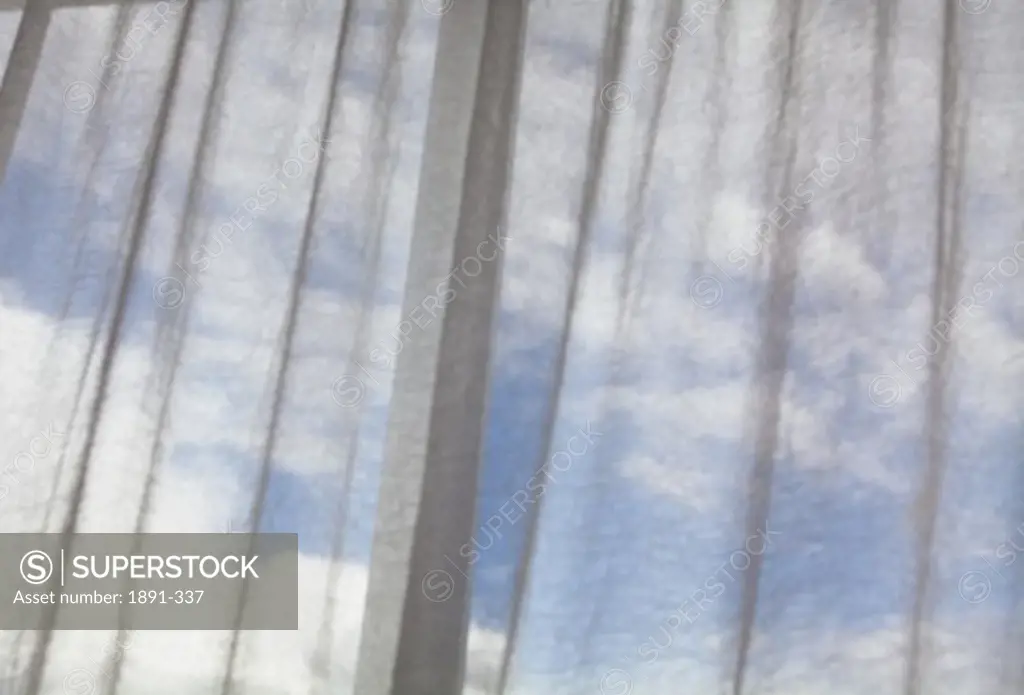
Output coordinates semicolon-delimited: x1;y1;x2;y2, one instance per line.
421;0;454;15
63;668;96;695
20;550;54;585
868;374;902;409
152;277;185;309
63;81;97;114
958;570;992;604
600;668;633;695
421;569;454;602
689;275;724;309
959;0;991;14
332;375;366;408
599;81;633;114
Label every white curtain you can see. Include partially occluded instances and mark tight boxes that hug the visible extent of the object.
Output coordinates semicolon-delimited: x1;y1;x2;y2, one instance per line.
0;1;1021;694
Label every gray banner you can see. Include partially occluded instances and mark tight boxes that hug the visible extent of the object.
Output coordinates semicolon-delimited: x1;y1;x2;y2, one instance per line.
0;533;297;630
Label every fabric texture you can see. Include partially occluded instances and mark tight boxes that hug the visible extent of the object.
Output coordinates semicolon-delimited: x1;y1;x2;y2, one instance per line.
0;0;1022;694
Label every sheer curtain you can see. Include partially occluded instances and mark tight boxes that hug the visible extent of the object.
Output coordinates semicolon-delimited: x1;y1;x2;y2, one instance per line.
0;0;1022;694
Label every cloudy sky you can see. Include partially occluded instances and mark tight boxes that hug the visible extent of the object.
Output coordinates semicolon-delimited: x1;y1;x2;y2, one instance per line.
0;0;1022;694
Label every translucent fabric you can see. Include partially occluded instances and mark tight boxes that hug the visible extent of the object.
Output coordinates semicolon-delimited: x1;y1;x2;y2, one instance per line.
0;1;1021;694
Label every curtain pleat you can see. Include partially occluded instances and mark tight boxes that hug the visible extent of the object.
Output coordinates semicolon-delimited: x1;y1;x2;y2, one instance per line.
0;1;1020;694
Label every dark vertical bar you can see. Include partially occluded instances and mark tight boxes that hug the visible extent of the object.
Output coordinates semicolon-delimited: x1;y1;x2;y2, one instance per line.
0;0;51;184
352;1;528;694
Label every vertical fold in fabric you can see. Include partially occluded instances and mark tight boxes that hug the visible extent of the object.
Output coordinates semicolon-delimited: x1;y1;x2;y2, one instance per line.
353;2;528;694
0;0;51;183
